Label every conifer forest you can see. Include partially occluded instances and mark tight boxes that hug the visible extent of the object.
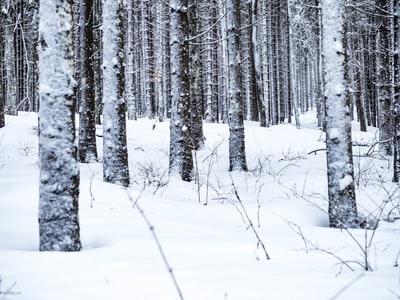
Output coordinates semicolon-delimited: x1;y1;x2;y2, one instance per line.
0;1;400;299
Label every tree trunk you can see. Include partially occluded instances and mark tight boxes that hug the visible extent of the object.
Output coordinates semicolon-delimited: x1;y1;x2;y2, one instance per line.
78;0;98;163
38;0;81;251
322;0;358;228
125;0;136;120
227;0;247;171
102;0;130;187
169;0;193;181
189;0;204;149
0;1;5;127
393;0;400;182
377;0;394;155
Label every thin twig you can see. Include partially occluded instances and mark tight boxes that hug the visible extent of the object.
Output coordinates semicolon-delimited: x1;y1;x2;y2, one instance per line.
277;214;355;272
229;174;270;260
0;278;21;298
328;273;365;300
126;191;185;300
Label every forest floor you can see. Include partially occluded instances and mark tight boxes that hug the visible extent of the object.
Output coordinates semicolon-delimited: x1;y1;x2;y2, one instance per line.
0;112;399;300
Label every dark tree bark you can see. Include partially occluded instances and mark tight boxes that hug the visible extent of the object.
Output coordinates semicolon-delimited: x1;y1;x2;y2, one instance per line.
189;0;204;150
78;0;98;163
93;0;103;124
227;0;247;171
169;0;193;181
38;0;81;251
0;0;6;128
393;0;400;182
377;0;394;155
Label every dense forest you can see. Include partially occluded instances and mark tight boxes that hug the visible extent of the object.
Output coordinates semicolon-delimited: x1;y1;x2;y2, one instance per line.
1;0;400;250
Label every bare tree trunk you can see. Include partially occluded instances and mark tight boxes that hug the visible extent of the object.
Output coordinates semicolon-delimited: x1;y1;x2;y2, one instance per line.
78;0;98;163
102;0;130;187
252;0;266;127
169;0;193;181
38;0;81;251
125;0;136;120
377;0;394;155
227;0;247;171
322;0;358;228
0;0;6;127
393;0;400;182
189;0;204;149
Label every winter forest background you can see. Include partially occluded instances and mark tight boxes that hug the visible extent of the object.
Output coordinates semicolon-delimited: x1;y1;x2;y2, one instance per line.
1;0;400;299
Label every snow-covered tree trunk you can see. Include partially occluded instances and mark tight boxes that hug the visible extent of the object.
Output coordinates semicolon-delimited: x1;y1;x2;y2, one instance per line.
93;0;103;124
322;0;358;228
393;0;400;182
102;0;130;187
38;0;81;251
217;0;229;123
204;2;218;123
153;1;166;120
226;0;247;171
260;0;270;127
125;0;136;120
189;0;204;149
4;9;17;115
0;0;5;127
141;0;155;118
162;4;171;119
287;0;300;128
169;0;193;181
252;0;266;127
78;0;98;163
377;0;394;155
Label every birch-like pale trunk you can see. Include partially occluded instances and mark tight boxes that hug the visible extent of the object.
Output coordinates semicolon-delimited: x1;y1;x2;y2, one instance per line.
38;0;81;251
322;0;358;228
102;0;130;187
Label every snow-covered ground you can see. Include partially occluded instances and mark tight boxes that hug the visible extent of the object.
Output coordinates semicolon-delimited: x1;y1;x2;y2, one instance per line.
0;112;399;300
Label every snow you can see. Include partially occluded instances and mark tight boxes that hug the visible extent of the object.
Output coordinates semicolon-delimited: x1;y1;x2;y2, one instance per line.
0;112;399;299
329;128;341;140
339;175;353;192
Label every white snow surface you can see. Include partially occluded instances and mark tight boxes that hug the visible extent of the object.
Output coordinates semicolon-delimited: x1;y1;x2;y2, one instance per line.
0;112;399;299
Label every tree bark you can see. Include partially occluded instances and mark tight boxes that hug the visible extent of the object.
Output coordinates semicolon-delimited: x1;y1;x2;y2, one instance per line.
38;0;81;251
169;0;193;181
78;0;98;163
322;0;358;228
102;0;130;187
227;0;247;171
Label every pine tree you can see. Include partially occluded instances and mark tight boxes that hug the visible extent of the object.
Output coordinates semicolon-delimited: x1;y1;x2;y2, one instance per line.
38;0;81;251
